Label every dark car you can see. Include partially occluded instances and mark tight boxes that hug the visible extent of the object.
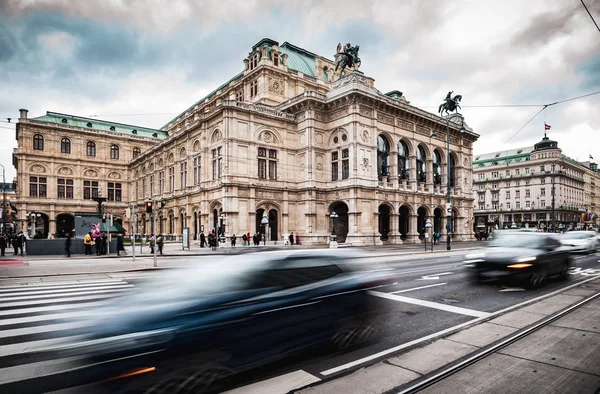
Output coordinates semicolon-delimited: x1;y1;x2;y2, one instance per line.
464;230;571;288
48;251;393;393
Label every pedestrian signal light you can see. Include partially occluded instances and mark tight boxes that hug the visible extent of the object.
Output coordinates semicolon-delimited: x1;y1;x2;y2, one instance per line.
146;201;153;213
102;214;107;223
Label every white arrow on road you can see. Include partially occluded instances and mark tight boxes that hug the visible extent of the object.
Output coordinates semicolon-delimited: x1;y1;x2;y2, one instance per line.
418;272;454;280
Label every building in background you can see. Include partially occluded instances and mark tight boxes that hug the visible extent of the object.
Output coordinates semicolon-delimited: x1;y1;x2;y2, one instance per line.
472;133;598;232
13;38;479;244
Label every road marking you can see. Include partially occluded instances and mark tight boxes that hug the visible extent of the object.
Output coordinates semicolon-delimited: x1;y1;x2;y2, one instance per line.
418;272;454;280
222;369;320;394
390;283;447;294
322;275;600;376
499;287;526;292
368;291;490;318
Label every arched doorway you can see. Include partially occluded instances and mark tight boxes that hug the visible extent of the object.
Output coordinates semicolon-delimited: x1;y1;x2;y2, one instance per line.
434;208;443;234
56;213;74;238
329;202;349;243
268;209;278;241
378;205;390;240
417;206;427;239
193;212;198;240
213;209;219;234
399;206;410;240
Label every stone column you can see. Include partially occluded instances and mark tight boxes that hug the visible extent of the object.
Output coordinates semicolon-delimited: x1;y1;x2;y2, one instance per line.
390;151;398;188
409;155;417;191
409;214;419;243
426;159;434;191
49;219;56;239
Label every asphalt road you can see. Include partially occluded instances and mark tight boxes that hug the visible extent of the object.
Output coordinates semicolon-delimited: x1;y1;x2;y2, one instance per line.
0;248;599;393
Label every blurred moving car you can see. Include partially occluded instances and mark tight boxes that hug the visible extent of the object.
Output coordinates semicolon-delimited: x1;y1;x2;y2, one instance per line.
464;230;571;288
49;251;393;393
558;231;600;254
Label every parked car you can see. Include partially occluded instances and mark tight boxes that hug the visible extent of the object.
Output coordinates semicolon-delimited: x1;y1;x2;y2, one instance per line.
464;230;571;288
47;250;394;393
558;231;600;254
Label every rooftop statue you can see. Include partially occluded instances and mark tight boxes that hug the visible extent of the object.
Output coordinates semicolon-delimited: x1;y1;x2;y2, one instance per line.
439;91;462;116
334;43;361;79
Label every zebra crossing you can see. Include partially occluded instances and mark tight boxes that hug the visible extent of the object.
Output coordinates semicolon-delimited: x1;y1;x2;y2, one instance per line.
0;278;136;392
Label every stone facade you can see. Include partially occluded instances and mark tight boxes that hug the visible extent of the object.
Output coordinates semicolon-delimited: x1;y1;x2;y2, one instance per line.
13;38;479;244
472;134;599;231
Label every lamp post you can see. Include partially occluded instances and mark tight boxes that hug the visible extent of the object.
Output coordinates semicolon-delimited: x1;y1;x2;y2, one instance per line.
329;211;338;248
424;219;432;251
218;213;225;244
0;164;6;235
29;212;41;238
261;213;268;245
432;112;466;251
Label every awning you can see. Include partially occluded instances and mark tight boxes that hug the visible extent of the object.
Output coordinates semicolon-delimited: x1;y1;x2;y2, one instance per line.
99;222;126;234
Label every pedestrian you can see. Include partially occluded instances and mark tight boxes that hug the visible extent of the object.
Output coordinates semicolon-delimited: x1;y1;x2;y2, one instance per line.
95;235;101;256
200;231;206;248
101;232;108;255
116;234;125;256
247;232;251;246
0;233;6;256
289;232;294;246
12;233;19;256
84;232;93;255
242;233;247;246
156;234;164;255
16;231;26;256
149;233;155;253
65;233;71;257
295;233;300;245
231;234;236;248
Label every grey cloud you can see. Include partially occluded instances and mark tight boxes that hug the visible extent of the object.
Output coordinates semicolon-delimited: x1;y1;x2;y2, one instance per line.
0;22;18;62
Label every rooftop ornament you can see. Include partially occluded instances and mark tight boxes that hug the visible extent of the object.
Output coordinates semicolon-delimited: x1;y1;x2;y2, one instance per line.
334;42;361;79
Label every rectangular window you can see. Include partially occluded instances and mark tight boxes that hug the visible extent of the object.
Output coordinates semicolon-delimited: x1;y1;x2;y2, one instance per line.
83;180;99;200
142;177;146;198
492;183;499;189
108;182;122;201
478;173;485;180
150;175;154;196
30;176;46;197
135;181;139;200
236;90;244;102
541;188;546;196
193;156;201;185
331;151;339;181
57;178;73;199
505;181;510;187
250;79;258;98
506;202;511;209
159;171;164;193
505;170;510;177
516;169;520;175
541;200;546;207
525;180;530;185
540;165;545;172
516;190;521;198
258;148;277;180
516;201;521;209
505;190;511;199
525;189;531;198
526;200;531;208
342;149;349;179
479;184;485;190
180;162;187;189
541;178;546;184
169;166;175;192
478;203;485;210
479;194;485;201
212;147;222;180
492;192;499;200
525;167;530;174
492;171;498;178
516;181;520;186
492;202;499;210
273;52;279;66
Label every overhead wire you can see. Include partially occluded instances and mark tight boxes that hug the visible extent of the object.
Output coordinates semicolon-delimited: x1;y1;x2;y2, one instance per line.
580;0;600;33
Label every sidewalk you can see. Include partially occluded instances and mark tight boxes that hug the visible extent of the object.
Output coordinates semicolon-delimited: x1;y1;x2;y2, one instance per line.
295;276;600;394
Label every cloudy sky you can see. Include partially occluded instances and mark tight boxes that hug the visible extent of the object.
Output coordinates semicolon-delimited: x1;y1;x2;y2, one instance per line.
1;0;599;181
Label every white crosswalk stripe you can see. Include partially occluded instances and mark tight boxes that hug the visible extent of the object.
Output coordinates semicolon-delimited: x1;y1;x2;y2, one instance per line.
0;279;135;388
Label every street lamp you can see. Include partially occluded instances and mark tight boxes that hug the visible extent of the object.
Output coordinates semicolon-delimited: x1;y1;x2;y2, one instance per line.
261;213;268;245
328;211;339;248
29;212;41;238
218;213;226;243
0;164;6;235
432;113;466;251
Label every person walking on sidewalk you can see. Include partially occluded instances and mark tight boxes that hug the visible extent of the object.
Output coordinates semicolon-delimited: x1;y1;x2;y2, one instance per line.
0;233;6;257
149;234;155;254
84;232;93;255
242;233;247;246
12;233;19;256
289;232;294;246
16;231;25;256
156;234;164;255
231;234;236;248
200;231;206;248
94;235;101;256
65;233;71;257
116;234;125;256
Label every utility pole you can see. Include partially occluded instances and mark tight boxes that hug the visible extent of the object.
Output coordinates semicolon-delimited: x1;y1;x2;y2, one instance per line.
152;197;157;267
551;163;556;232
0;164;6;235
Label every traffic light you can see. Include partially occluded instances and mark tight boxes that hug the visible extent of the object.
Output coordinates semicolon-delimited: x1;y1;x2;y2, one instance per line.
146;200;153;214
102;214;107;223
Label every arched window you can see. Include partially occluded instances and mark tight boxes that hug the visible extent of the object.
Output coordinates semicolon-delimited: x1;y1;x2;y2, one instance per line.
416;146;426;183
110;144;119;160
377;135;390;181
397;140;409;180
133;147;141;158
86;141;96;157
33;134;44;150
433;150;442;185
449;154;456;187
60;137;71;154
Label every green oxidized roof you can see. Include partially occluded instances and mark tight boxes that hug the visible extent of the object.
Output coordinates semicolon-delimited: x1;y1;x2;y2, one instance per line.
473;146;534;167
34;112;168;139
279;42;317;77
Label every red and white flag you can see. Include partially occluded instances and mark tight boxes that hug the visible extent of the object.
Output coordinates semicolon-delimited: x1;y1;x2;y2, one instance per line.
544;122;551;130
590;154;594;160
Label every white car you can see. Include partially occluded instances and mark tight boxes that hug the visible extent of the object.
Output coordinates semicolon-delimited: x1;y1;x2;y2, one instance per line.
559;231;600;254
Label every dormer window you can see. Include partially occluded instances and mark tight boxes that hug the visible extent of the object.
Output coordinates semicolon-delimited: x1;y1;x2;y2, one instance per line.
152;133;158;137
273;52;279;66
250;53;260;70
110;126;116;131
61;118;68;124
87;122;92;127
132;129;137;134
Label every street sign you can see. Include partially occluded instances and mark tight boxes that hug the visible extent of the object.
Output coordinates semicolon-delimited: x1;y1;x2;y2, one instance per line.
446;202;452;214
